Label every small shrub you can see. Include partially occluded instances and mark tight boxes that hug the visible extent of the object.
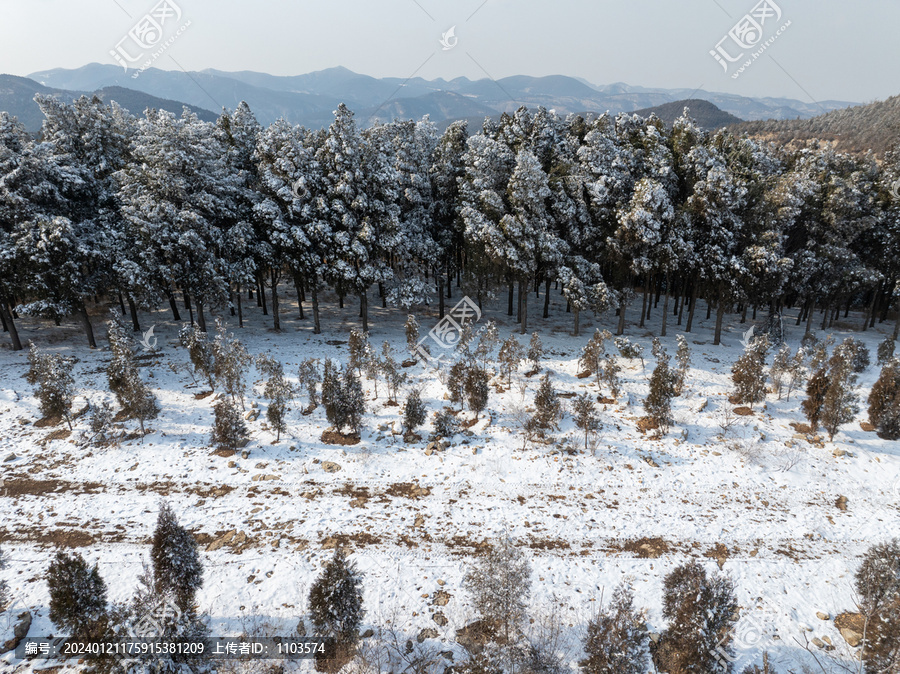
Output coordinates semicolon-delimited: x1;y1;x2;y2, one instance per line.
405;315;420;357
644;339;676;433
499;336;524;387
731;335;770;407
212;319;251;408
178;323;215;388
572;393;601;451
600;355;622;400
528;333;543;372
298;358;322;411
211;398;248;452
256;354;295;442
309;547;365;643
835;337;870;374
673;335;691;396
348;329;369;377
475;320;500;367
47;551;107;639
854;539;900;673
581;584;648;674
465;364;490;419
877;338;896;367
463;536;531;645
615;337;644;368
432;409;461;438
868;359;900;440
150;501;203;613
403;388;427;435
526;374;562;436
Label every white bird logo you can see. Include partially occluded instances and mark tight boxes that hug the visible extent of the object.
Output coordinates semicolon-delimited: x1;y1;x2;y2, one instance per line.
891;179;900;201
139;325;158;352
440;26;458;51
292;178;308;199
740;325;755;349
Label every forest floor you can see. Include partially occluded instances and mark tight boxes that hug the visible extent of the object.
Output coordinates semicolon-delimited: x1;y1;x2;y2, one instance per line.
0;284;898;673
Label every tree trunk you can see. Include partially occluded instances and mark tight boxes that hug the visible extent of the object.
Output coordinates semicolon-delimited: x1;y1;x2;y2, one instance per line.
379;282;387;309
573;307;580;337
292;271;305;320
520;279;528;334
229;290;236;316
165;288;181;321
686;280;699;333
660;272;671;337
894;311;899;340
0;301;22;351
360;290;369;334
517;281;523;324
271;268;280;332
617;296;627;336
117;292;126;315
640;281;649;328
127;296;140;332
237;286;243;328
186;293;194;326
438;278;445;319
713;286;726;346
508;281;514;316
184;291;191;311
78;301;97;348
196;300;207;333
312;283;321;335
543;278;551;319
259;273;268;315
805;298;815;336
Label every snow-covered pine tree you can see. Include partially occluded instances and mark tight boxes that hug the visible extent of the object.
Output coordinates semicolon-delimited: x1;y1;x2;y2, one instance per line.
579;329;608;390
179;324;216;389
770;343;792;400
309;547;365;643
380;342;406;404
580;584;649;674
644;340;676;433
600;354;622;400
332;366;365;436
403;388;427;436
405;315;420;358
854;539;900;674
475;320;500;369
298;359;322;413
572;392;601;452
47;551;108;640
821;349;860;441
28;345;76;428
673;335;691;396
362;341;382;399
615;337;645;368
255;354;294;442
108;315;159;435
656;561;737;674
731;335;770;407
211;398;248;453
447;360;469;410
868;359;900;440
348;329;369;378
499;335;525;388
464;364;490;421
212;319;251;409
835;337;871;374
526;374;562;436
432;408;461;440
322;359;341;424
878;338;897;367
802;368;829;432
527;333;543;373
150;501;203;614
463;535;532;645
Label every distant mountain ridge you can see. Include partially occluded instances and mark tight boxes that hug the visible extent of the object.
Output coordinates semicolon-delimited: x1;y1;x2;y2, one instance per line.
0;73;217;132
21;63;856;130
632;99;743;130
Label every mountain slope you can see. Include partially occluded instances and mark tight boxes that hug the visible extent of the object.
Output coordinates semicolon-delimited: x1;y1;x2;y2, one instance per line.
632;99;743;130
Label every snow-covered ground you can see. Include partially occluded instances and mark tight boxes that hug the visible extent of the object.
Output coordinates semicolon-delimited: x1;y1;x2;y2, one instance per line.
1;287;898;673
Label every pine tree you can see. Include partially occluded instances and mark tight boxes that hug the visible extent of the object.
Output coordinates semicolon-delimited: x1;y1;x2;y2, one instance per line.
854;539;900;674
179;324;216;389
348;329;369;377
877;338;896;367
150;501;203;614
600;355;622;400
432;408;462;439
298;359;322;412
405;315;420;358
499;336;525;387
615;337;644;369
47;551;108;639
447;360;469;410
475;320;500;368
580;329;608;390
108;315;159;435
802;368;829;432
380;342;406;404
821;350;860;441
331;366;365;436
731;336;770;407
581;584;649;674
673;335;691;396
256;354;294;442
868;359;900;440
309;547;365;643
211;398;248;452
403;388;427;436
322;359;341;423
656;561;738;674
212;319;251;408
0;545;9;610
29;346;76;428
526;374;562;436
463;535;532;645
770;343;792;400
835;337;871;374
527;333;543;373
465;364;490;420
644;340;676;433
362;341;382;399
572;392;601;451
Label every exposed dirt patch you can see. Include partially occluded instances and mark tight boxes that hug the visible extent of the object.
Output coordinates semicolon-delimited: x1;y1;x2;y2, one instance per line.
211;448;235;458
524;369;540;378
527;538;571;551
859;421;876;432
404;432;422;444
461;417;479;429
0;478;104;497
733;407;754;416
597;397;616;405
321;532;382;549
384;400;400;408
0;527;96;548
791;421;814;434
558;392;576;399
193;391;215;400
835;495;848;512
43;429;72;442
402;359;418;368
34;415;63;428
576;371;592;379
620;537;671;559
636;417;659;434
704;542;730;568
321;430;361;446
385;482;431;499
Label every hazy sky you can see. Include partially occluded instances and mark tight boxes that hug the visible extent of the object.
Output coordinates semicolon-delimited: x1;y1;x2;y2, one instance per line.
1;0;897;104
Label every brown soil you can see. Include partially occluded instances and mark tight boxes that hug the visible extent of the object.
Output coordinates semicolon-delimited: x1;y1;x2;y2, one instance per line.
401;359;418;368
43;429;71;442
193;391;214;400
860;421;876;432
576;371;592;379
791;421;814;434
34;415;62;428
404;432;422;444
621;537;671;559
0;478;104;497
597;397;616;405
636;417;659;434
321;430;361;446
733;407;754;416
385;482;432;499
211;448;235;458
